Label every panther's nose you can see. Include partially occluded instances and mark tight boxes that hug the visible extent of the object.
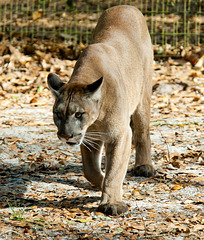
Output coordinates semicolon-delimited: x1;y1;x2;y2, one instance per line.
59;133;73;140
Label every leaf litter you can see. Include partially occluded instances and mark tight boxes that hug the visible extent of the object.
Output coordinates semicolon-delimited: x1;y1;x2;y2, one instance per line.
0;41;203;239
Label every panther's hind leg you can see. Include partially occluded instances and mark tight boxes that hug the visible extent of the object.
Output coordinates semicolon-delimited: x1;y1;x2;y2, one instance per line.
131;100;156;177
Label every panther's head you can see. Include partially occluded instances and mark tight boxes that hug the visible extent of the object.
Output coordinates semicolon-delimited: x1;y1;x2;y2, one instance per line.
47;73;103;145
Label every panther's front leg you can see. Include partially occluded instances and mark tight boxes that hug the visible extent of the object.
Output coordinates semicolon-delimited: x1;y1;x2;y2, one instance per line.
81;140;104;190
98;126;132;215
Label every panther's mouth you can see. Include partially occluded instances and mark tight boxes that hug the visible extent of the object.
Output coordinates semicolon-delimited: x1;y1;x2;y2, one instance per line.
58;133;84;146
66;141;78;146
66;140;82;146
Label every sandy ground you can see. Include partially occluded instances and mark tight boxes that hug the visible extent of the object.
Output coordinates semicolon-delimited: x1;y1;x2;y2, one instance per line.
0;57;204;239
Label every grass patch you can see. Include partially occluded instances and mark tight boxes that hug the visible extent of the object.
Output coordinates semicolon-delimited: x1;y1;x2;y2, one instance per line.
5;198;27;221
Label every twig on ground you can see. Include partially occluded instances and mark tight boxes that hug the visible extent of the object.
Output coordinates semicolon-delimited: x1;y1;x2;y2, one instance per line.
159;130;171;162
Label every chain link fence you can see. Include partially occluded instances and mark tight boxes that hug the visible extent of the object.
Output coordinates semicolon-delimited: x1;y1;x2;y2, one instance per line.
0;0;203;51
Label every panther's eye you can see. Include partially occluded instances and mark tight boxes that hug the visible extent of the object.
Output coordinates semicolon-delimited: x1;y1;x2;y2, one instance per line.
57;112;63;119
75;112;83;119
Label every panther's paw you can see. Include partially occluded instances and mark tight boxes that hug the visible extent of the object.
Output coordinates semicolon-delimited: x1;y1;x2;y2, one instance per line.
97;202;128;216
134;164;156;177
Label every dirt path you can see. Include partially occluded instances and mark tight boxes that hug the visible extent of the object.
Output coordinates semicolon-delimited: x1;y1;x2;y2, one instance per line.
0;48;203;239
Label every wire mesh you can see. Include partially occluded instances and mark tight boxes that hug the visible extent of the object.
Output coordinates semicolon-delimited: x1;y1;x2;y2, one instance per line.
0;0;203;49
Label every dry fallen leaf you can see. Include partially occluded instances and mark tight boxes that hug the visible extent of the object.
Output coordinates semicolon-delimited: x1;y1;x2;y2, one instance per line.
172;185;183;190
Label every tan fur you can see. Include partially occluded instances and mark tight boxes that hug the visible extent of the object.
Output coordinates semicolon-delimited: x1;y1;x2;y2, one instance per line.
48;5;155;215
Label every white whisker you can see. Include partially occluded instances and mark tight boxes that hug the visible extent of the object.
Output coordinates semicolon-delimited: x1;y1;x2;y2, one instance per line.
81;141;92;152
85;134;101;141
83;138;100;151
84;140;100;151
84;137;101;148
82;130;106;152
85;132;107;141
86;131;107;136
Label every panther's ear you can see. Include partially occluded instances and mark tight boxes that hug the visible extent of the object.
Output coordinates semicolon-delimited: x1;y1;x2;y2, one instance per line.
86;77;103;100
47;73;65;97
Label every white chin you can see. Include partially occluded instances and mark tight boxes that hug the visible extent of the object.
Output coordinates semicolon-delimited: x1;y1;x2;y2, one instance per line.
67;143;81;151
59;137;67;143
67;137;84;146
